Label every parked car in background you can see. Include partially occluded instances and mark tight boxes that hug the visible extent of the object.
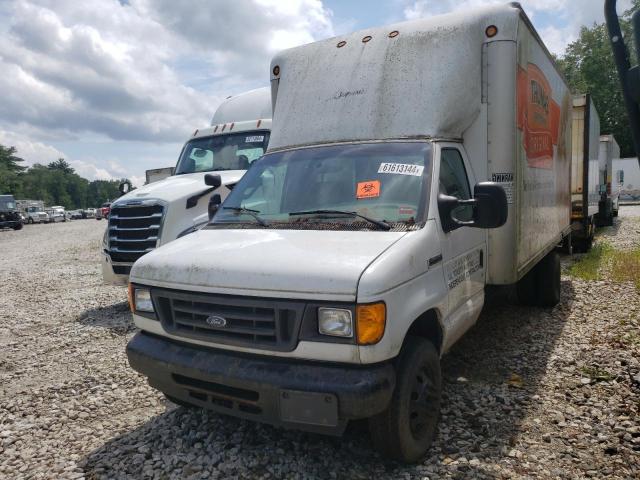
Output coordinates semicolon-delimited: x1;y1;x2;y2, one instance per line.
0;195;23;230
69;210;84;220
84;208;96;219
46;207;66;223
100;202;111;218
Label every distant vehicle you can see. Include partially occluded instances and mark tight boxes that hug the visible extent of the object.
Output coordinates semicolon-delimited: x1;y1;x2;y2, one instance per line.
613;157;640;202
46;206;66;223
96;203;111;220
598;134;621;219
16;200;48;224
0;195;23;230
84;208;96;219
69;210;84;220
146;167;174;184
570;94;600;252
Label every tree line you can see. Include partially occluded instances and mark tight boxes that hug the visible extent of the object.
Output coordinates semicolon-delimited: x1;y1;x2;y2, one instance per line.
0;145;128;209
556;1;638;158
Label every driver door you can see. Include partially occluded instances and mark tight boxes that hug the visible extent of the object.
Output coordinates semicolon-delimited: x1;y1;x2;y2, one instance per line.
435;143;487;318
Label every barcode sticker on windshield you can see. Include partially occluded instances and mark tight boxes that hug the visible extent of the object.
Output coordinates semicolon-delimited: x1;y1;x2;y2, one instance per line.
378;163;424;176
245;135;264;143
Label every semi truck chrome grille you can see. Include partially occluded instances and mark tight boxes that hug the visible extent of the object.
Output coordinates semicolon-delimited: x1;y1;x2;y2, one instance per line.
108;203;164;264
151;289;305;352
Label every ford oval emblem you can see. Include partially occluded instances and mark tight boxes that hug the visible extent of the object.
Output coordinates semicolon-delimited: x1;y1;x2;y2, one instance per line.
205;315;227;328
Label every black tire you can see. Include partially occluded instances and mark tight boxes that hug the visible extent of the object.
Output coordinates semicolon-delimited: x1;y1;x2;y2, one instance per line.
535;251;561;308
369;337;441;463
164;394;200;409
28;217;34;224
13;223;23;231
517;265;537;305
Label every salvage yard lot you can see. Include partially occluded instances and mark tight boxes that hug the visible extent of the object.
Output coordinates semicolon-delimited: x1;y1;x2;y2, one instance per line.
1;209;639;479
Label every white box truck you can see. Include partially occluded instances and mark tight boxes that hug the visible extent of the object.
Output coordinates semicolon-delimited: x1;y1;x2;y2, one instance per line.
570;94;600;251
16;200;48;224
102;87;272;285
125;4;571;461
599;134;621;218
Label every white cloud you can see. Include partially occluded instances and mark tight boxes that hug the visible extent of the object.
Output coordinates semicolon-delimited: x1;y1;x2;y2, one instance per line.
403;0;634;55
0;0;334;183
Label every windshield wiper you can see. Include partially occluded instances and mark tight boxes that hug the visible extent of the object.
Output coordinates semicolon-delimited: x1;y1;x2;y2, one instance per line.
289;209;391;231
222;206;269;227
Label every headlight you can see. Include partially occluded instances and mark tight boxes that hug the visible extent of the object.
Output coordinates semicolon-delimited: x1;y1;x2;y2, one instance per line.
318;308;353;337
128;285;155;313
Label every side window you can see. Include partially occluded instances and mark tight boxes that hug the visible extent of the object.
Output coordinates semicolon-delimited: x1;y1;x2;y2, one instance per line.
439;148;473;222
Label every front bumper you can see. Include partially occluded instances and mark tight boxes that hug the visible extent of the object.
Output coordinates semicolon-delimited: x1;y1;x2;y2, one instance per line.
127;332;396;435
101;252;130;286
0;220;21;228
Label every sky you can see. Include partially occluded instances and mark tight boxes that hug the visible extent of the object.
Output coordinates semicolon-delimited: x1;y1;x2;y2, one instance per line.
0;0;633;187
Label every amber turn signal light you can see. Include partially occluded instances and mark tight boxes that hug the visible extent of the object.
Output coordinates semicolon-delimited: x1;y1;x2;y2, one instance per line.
356;302;386;345
127;283;135;313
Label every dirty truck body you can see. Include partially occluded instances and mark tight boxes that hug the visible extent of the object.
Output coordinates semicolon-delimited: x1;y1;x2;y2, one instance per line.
126;4;572;461
101;87;272;285
570;94;601;251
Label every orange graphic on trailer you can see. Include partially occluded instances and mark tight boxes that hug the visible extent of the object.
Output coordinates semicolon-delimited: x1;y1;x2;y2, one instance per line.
517;63;561;169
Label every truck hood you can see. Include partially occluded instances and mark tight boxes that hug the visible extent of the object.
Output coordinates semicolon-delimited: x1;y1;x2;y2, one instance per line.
115;171;245;204
131;228;407;300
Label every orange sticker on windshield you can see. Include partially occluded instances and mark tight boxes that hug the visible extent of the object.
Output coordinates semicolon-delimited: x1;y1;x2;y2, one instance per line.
357;180;380;199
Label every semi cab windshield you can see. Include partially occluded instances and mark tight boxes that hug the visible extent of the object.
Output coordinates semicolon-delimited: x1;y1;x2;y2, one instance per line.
0;198;16;211
212;142;432;229
175;132;270;174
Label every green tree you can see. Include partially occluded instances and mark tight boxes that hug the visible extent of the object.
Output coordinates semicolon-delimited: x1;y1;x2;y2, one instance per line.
557;1;639;157
47;158;75;174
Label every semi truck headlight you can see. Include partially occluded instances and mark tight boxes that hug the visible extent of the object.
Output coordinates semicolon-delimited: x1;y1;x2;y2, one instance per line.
356;302;386;345
128;285;155;313
318;308;353;337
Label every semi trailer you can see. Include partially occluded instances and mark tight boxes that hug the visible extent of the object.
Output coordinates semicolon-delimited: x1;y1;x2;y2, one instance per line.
125;4;572;462
102;87;272;285
570;94;601;251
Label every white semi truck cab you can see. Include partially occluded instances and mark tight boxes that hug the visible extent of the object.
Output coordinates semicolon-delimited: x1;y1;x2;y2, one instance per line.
102;87;271;284
126;4;571;462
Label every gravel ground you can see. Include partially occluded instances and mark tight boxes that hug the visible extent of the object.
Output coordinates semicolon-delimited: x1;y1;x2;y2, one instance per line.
1;209;639;480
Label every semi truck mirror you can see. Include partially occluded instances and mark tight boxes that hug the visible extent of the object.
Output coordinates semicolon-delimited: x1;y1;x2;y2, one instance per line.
204;174;222;188
118;181;131;196
472;182;508;229
208;194;222;220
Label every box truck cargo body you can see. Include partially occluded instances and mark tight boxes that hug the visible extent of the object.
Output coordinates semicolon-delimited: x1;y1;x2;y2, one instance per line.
570;94;600;250
126;4;571;462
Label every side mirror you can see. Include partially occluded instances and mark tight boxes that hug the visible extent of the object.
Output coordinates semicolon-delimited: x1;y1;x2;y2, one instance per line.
119;181;131;196
204;174;222;188
208;194;222;221
438;182;508;232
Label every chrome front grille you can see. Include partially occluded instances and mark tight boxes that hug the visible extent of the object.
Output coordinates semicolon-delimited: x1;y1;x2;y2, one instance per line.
151;289;305;352
108;203;165;264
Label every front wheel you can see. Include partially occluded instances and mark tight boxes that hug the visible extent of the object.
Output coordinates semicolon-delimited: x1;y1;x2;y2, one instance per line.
28;217;34;224
13;223;23;230
369;337;441;463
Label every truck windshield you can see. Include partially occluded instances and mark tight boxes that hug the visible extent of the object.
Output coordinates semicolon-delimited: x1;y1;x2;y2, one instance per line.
175;131;270;174
212;142;432;229
0;199;16;211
